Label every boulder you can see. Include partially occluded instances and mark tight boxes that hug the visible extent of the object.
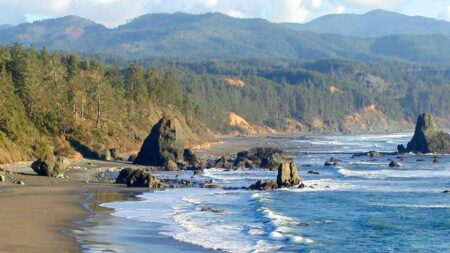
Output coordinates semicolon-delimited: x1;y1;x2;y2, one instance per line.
117;168;166;188
115;168;135;184
200;207;225;214
401;113;450;154
352;151;381;158
277;161;301;188
233;147;292;170
134;116;181;167
165;160;179;171
324;157;339;166
193;168;203;176
183;148;201;167
307;170;320;175
213;156;231;169
100;149;113;161
31;156;70;177
109;148;119;159
249;180;278;191
389;161;401;167
128;154;137;162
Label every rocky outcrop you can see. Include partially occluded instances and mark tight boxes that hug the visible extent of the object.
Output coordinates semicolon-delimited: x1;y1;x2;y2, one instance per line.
183;148;201;167
389;161;401;167
116;168;166;188
31;156;70;177
115;168;135;184
134;116;181;168
233;147;292;170
249;180;278;191
399;113;450;154
212;156;232;169
277;161;301;188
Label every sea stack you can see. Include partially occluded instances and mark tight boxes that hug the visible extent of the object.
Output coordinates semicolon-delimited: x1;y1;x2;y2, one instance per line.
398;113;450;154
277;161;301;187
133;116;181;168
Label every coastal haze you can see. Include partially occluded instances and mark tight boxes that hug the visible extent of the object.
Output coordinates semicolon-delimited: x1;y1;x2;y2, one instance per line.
0;1;449;253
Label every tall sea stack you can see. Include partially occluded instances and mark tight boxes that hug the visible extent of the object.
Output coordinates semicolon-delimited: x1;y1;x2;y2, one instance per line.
133;116;181;166
399;113;450;154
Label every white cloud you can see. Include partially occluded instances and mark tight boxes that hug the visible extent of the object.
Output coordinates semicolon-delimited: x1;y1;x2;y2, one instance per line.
270;0;310;23
310;0;322;9
336;5;346;14
0;0;447;27
342;0;406;9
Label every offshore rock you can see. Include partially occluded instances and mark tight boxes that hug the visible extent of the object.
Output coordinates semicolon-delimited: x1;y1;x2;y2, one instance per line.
401;113;450;154
233;147;292;170
277;161;301;188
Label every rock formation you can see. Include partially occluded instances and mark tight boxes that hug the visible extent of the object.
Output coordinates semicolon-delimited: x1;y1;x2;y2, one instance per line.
116;168;166;188
134;116;181;168
31;156;70;177
248;180;278;190
277;161;301;188
233;147;292;170
399;113;450;154
183;148;201;167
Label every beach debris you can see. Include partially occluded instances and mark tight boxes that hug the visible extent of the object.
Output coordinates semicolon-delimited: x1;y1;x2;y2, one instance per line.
31;156;70;177
0;175;5;182
398;113;450;154
134;116;181;170
389;161;401;167
16;180;25;185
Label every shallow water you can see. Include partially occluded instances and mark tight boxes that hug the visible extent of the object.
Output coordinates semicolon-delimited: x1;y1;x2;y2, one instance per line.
78;133;450;252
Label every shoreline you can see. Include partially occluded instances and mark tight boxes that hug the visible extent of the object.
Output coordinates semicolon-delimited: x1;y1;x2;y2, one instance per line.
0;132;414;252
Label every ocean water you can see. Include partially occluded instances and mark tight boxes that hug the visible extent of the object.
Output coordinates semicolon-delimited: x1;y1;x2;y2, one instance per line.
80;133;450;252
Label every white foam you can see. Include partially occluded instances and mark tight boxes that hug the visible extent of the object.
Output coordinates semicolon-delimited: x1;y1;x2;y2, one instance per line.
269;231;285;240
338;168;450;179
290;236;314;244
371;203;450;209
280;178;356;192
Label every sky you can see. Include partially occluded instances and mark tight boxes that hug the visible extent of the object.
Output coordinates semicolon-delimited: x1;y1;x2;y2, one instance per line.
0;0;449;27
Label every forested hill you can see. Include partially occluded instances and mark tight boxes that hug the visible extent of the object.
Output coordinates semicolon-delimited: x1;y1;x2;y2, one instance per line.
284;9;450;37
164;59;450;133
1;12;450;65
0;45;212;163
2;45;450;163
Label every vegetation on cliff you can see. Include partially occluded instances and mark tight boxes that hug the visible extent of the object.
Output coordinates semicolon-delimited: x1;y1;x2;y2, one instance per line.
0;44;209;163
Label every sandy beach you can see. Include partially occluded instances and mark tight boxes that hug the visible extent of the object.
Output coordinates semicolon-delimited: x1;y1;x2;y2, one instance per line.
0;135;301;253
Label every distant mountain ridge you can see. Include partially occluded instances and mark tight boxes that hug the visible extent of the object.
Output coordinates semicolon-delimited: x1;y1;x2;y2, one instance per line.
1;11;450;65
284;9;450;37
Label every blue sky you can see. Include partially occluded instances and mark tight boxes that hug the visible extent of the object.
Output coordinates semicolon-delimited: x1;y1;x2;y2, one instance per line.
0;0;449;27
